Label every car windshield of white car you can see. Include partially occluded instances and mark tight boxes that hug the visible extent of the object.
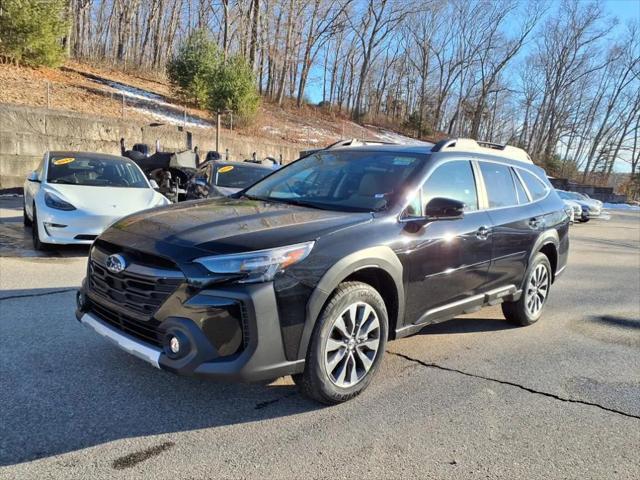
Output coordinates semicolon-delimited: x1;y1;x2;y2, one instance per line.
47;155;148;188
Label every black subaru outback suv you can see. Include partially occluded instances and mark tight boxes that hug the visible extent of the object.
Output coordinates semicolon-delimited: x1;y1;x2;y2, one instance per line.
76;138;569;404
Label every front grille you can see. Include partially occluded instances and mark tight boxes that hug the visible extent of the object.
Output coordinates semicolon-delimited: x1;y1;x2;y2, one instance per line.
88;260;183;318
89;298;163;347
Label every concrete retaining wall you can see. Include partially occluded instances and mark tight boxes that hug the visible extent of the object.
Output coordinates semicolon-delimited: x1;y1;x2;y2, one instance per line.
0;104;310;188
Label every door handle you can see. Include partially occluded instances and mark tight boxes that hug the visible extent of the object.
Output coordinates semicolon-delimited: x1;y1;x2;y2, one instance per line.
529;217;541;229
476;225;491;240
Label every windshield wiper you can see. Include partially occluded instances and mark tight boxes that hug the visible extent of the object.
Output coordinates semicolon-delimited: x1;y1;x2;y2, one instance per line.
272;198;332;210
243;194;330;210
241;193;271;202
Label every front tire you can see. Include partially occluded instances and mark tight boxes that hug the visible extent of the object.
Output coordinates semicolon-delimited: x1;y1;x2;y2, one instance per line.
31;207;49;251
23;203;32;227
293;281;388;404
502;252;552;326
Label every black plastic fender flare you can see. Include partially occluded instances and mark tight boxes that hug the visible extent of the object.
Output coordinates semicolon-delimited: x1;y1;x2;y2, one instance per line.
296;246;404;360
528;228;560;283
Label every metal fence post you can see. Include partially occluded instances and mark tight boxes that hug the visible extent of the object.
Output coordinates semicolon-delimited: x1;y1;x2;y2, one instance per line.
46;81;50;109
121;94;125;118
216;111;221;152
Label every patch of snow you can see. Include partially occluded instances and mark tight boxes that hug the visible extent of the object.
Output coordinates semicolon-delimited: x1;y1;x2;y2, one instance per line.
131;107;212;128
262;125;283;135
603;202;640;210
373;129;431;146
103;79;165;102
86;75;212;127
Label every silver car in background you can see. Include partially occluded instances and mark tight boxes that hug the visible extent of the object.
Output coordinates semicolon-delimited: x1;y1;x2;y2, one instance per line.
556;190;600;219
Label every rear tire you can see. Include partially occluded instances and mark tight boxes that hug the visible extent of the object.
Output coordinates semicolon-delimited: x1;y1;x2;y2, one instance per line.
293;281;388;404
502;253;552;326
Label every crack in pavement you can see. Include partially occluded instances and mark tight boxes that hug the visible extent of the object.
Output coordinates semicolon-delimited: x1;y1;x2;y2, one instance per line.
0;288;76;301
387;350;640;420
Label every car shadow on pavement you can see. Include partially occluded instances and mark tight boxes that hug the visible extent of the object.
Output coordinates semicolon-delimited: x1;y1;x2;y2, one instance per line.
0;288;321;466
0;223;90;258
416;316;518;335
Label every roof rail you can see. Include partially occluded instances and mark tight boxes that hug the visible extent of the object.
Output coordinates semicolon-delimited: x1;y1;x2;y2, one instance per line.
298;138;398;159
430;137;533;164
326;138;398;149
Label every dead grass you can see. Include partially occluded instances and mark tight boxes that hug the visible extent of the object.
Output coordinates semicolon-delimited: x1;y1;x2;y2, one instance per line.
0;61;427;146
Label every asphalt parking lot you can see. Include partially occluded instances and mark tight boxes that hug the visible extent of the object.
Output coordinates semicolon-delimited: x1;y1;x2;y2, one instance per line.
1;195;638;480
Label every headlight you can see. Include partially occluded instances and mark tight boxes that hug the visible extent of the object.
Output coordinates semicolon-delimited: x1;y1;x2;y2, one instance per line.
44;192;76;211
194;241;315;283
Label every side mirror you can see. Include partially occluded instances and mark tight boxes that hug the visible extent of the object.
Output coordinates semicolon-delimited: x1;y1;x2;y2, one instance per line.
424;197;465;220
27;171;40;183
149;179;159;189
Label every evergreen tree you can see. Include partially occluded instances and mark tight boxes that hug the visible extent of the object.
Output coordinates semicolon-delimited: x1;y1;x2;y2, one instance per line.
166;29;219;108
207;55;260;125
0;0;69;67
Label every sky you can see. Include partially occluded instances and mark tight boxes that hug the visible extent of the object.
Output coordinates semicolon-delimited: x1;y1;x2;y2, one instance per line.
307;0;639;103
304;0;639;172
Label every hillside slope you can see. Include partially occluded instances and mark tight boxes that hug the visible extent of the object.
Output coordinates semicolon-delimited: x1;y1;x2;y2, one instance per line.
0;61;429;148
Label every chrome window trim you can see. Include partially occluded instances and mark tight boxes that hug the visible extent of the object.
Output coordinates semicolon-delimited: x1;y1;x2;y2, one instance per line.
510;166;532;204
511;167;533;202
396;154;551;221
473;159;551;213
398;157;480;221
516;167;551;202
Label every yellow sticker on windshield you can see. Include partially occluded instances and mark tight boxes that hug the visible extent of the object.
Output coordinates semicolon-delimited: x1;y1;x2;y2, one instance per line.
53;157;75;165
218;165;234;173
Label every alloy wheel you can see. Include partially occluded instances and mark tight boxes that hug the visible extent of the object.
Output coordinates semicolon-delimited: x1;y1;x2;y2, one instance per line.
526;263;549;317
323;302;381;388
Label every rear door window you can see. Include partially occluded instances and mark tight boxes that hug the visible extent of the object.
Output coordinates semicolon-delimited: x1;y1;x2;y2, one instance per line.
479;162;518;208
519;170;548;201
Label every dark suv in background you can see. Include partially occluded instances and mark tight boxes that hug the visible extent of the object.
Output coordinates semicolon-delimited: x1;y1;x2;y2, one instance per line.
76;138;569;404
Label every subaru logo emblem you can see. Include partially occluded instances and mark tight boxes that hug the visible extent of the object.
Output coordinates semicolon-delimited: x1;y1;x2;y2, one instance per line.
105;254;127;274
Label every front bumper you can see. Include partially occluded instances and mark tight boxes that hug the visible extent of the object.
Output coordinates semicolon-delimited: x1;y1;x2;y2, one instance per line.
76;281;304;382
38;208;121;244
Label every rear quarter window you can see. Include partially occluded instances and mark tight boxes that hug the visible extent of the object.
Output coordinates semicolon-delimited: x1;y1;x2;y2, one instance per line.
519;170;548;201
479;162;518;208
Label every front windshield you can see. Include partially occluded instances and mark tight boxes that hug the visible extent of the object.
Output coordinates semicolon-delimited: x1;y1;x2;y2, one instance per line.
244;150;427;212
215;164;272;188
47;155;149;188
564;191;584;201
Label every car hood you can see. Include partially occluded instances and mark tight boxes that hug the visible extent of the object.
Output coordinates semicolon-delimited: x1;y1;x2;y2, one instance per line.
103;197;372;257
571;199;591;209
45;184;162;215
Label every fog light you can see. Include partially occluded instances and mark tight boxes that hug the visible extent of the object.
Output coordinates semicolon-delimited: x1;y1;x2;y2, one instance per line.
44;222;67;228
76;290;86;310
163;331;189;359
169;336;180;354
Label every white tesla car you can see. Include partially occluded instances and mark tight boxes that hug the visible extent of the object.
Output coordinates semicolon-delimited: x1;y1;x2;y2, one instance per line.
23;151;170;250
